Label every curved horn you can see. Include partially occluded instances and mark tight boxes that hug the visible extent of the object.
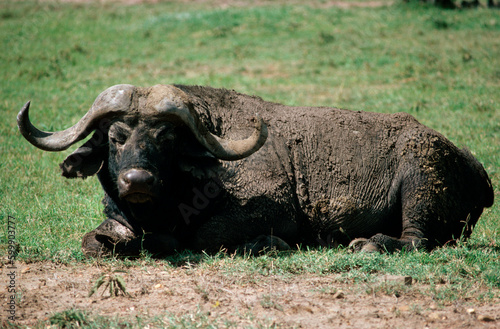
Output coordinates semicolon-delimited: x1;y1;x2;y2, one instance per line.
153;86;267;161
202;115;267;161
17;84;135;151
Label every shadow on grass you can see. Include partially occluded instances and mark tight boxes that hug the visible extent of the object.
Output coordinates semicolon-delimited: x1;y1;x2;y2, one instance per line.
149;247;301;267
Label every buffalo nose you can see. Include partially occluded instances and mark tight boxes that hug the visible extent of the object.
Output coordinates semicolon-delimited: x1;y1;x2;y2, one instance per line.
120;169;154;189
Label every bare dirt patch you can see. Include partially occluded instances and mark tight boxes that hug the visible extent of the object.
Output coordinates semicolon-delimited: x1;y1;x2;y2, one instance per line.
2;261;498;328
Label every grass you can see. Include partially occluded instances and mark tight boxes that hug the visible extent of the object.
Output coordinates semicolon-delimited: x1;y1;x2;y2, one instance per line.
0;0;499;326
42;308;260;329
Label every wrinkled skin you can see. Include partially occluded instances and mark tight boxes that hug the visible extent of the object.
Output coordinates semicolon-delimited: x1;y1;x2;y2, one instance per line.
20;85;494;257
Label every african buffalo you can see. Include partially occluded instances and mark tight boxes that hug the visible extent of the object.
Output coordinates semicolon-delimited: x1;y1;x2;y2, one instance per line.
18;84;494;256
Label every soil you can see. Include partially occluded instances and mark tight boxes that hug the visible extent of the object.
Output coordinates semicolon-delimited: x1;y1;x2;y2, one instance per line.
1;261;499;328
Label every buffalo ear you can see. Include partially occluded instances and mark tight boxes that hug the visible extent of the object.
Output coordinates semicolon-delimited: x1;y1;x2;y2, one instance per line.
60;131;108;179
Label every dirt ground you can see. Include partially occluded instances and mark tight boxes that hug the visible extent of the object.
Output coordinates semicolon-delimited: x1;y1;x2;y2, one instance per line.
1;261;499;328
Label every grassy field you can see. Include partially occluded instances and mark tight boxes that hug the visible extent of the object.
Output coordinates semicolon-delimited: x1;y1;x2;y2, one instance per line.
1;0;499;327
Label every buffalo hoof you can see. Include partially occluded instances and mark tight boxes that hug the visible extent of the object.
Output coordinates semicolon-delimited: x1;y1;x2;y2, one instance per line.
348;238;382;253
241;235;291;254
81;218;136;257
82;231;110;257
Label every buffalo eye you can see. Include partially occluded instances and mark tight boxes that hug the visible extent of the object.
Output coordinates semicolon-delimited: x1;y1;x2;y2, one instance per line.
110;134;126;146
154;126;176;142
109;123;131;146
109;131;128;146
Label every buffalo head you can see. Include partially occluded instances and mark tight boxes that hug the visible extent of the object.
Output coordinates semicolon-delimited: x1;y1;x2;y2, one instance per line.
17;84;267;208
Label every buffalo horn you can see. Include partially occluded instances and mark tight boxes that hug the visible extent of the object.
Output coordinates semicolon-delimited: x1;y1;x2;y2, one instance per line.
154;89;268;161
17;85;135;151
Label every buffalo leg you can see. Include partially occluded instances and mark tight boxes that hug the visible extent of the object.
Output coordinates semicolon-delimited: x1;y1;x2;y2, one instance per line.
349;159;480;253
240;235;292;254
349;234;422;253
82;218;180;257
82;218;137;257
193;203;299;254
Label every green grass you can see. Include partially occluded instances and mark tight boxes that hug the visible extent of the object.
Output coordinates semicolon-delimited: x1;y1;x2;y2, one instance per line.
0;0;499;323
40;308;256;329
